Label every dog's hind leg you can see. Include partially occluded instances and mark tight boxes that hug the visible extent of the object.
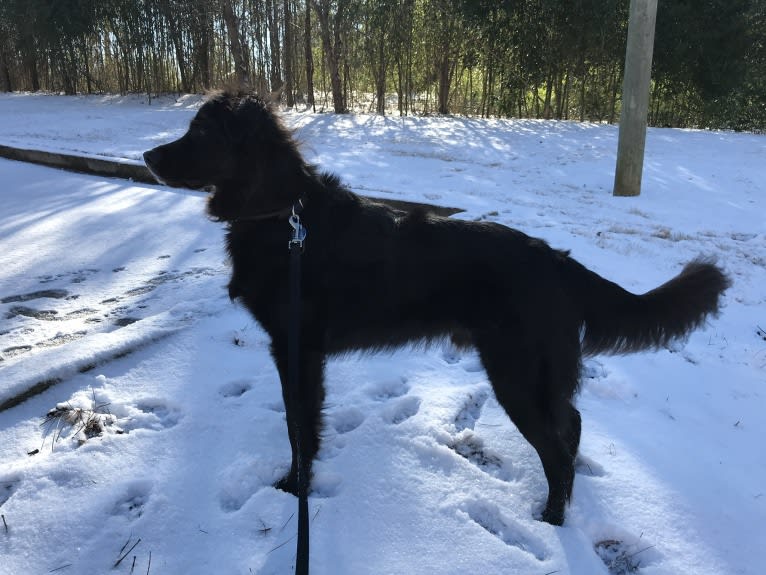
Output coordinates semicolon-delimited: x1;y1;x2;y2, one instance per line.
272;345;327;496
565;404;582;460
476;331;580;526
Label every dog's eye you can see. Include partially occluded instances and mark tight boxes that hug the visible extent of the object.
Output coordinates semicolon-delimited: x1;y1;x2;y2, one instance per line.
189;124;208;138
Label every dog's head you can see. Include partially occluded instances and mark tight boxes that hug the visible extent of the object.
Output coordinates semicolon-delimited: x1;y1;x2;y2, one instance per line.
143;92;303;221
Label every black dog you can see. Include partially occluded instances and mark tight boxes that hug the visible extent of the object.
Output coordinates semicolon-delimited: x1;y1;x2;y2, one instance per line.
144;92;729;525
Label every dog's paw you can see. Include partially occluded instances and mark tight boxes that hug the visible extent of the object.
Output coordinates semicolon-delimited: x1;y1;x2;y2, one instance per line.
274;472;306;497
274;475;297;496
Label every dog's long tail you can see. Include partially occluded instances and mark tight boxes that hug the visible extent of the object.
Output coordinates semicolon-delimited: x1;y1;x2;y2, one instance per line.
565;257;730;356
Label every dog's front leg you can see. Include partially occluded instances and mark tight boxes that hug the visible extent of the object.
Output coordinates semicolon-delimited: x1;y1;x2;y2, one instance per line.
272;344;327;496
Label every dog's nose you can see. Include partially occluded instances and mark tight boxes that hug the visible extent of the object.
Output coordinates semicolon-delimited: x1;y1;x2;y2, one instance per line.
143;148;161;169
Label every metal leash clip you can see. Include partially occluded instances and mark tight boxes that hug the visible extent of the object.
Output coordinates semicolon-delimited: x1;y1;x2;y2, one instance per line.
289;211;307;250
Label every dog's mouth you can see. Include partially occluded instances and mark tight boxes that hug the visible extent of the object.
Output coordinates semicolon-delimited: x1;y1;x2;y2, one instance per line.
172;179;211;191
147;170;212;192
143;153;213;191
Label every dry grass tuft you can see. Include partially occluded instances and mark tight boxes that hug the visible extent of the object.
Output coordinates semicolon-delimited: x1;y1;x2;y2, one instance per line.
595;539;654;574
41;389;123;449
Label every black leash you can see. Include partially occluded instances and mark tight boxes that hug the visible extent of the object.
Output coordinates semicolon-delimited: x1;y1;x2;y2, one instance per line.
287;201;309;575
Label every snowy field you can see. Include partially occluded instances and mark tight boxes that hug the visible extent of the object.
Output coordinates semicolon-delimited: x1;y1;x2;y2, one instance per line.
0;93;764;575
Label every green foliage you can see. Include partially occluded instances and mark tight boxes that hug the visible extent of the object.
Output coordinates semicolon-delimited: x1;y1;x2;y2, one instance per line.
0;0;761;130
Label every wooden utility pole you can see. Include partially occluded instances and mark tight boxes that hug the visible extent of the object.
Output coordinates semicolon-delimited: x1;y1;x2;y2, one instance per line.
613;0;658;197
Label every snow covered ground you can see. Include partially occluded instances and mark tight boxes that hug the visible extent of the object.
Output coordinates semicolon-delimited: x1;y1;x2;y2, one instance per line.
0;93;764;575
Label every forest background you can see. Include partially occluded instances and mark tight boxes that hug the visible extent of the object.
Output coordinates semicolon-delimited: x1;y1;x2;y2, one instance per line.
0;0;763;131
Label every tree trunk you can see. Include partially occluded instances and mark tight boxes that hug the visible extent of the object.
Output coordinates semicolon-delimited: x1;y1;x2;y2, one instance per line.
23;40;40;91
375;32;386;114
543;76;553;119
283;0;294;106
160;1;191;92
561;71;571;119
396;59;404;115
485;59;495;117
192;2;213;90
437;54;450;114
221;0;249;90
434;3;456;115
608;63;620;123
304;3;315;109
0;44;12;91
310;0;346;113
267;0;282;93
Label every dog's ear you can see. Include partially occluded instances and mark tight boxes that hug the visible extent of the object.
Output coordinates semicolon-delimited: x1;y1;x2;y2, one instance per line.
223;105;246;144
200;90;243;144
226;94;306;212
202;90;249;143
233;96;280;148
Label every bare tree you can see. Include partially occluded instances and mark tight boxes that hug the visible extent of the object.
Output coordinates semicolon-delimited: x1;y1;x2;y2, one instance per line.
367;0;393;114
267;0;282;92
430;0;459;115
221;0;249;89
304;2;315;109
309;0;347;113
283;0;295;106
1;0;758;129
0;27;13;92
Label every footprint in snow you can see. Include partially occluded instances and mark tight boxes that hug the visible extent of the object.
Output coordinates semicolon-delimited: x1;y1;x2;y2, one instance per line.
594;536;660;574
330;406;366;434
36;268;99;285
321;409;361;461
448;432;512;482
0;288;69;304
461;358;484;373
441;340;462;364
440;341;485;373
218;459;282;512
462;500;548;561
0;475;22;508
380;395;421;425
363;376;409;401
5;306;60;321
1;344;33;359
112;480;153;521
122;399;181;431
324;377;411;462
122;267;218;298
36;330;88;348
454;387;490;432
582;359;608;380
575;453;606;477
219;379;253;398
731;232;756;242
